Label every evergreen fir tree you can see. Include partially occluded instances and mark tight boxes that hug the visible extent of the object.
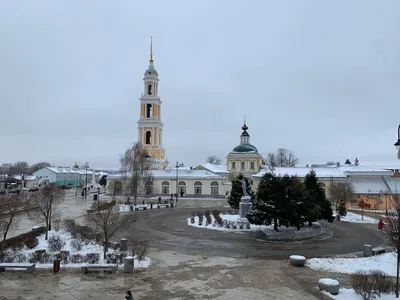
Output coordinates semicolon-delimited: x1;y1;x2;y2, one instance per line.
227;174;255;209
247;172;282;231
303;170;333;225
284;175;306;230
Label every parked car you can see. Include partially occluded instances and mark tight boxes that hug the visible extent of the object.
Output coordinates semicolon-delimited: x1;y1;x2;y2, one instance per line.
29;187;39;192
60;185;72;189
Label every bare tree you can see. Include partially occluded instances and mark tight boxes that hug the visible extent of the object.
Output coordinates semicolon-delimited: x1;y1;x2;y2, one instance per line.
85;200;123;259
384;193;400;297
28;184;65;240
119;142;152;204
30;162;52;173
8;161;30;176
0;194;26;260
206;155;222;165
265;148;299;167
328;182;354;211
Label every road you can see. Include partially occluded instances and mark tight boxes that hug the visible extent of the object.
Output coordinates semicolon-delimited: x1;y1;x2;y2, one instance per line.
116;207;386;259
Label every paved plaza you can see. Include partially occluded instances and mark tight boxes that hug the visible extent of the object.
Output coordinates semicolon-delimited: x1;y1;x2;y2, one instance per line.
0;197;386;299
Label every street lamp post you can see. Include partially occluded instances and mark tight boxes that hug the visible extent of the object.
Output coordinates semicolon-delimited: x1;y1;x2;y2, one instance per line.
394;124;400;298
175;161;179;203
84;162;89;200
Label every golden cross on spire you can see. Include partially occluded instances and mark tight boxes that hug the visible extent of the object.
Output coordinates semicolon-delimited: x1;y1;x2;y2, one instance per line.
149;36;154;63
244;114;246;125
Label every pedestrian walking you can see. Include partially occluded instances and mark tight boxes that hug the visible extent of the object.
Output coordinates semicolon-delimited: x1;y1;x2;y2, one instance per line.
378;219;385;230
125;290;134;300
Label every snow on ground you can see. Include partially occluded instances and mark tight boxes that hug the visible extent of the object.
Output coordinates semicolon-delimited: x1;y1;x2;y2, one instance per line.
119;204;151;211
6;230;151;270
335;211;377;224
308;252;396;276
322;288;394;300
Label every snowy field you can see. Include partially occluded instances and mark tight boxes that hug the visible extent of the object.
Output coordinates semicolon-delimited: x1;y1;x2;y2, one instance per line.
335;211;378;224
2;230;150;269
308;252;396;276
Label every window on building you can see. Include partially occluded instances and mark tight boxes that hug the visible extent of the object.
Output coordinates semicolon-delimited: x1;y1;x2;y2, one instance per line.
161;181;169;194
241;162;245;170
148;84;152;95
194;181;202;194
178;181;186;195
210;181;219;195
145;131;152;144
250;162;255;170
146;104;152;118
232;162;236;170
114;181;123;194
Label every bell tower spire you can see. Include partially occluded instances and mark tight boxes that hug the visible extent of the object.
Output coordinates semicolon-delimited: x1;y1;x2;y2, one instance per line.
149;36;154;63
137;38;167;169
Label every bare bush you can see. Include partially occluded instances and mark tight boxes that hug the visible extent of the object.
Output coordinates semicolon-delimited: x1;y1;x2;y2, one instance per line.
70;254;84;264
48;234;65;252
129;240;149;261
83;253;100;264
24;237;39;249
64;219;77;236
351;270;393;300
70;239;83;251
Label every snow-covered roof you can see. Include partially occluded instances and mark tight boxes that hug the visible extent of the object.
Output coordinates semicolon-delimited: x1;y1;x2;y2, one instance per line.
44;167;94;175
254;165;394;179
253;167;347;178
14;175;39;181
343;165;394;176
197;163;230;174
108;169;223;180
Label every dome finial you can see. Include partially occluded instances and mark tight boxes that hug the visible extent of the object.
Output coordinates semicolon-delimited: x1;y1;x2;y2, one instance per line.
149;36;154;63
242;115;248;131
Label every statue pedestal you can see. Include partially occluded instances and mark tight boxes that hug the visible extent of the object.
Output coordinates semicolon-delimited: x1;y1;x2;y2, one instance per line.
239;196;252;219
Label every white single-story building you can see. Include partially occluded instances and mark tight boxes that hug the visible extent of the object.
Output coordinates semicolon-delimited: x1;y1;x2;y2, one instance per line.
14;175;40;188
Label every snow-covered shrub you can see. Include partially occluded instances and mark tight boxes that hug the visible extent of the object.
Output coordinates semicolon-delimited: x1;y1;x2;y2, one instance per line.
29;250;46;263
129;240;149;261
24;237;39;249
70;254;84;264
70;239;83;251
55;250;70;264
83;253;100;264
12;252;28;263
48;234;66;252
350;270;393;300
1;251;27;263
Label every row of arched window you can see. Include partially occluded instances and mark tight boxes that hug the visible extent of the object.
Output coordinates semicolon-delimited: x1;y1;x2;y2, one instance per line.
161;181;219;195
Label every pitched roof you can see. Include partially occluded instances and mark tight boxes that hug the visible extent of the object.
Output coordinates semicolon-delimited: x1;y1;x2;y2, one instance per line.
197;163;230;174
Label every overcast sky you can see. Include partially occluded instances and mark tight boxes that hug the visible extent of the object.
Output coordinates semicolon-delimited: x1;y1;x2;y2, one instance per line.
1;0;400;169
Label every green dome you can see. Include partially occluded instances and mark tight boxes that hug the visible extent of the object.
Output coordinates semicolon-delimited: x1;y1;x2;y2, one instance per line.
232;144;258;153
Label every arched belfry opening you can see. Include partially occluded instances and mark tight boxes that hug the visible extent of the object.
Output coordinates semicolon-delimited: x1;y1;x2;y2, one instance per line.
145;131;152;144
146;104;152;118
148;83;152;95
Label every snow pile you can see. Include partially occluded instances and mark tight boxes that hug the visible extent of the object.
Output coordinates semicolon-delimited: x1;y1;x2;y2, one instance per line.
319;278;339;286
323;288;394;300
120;204;151;211
308;252;396;276
2;230;151;270
335;211;377;224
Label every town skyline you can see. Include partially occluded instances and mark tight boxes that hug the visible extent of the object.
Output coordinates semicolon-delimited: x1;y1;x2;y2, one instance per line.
1;1;400;169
